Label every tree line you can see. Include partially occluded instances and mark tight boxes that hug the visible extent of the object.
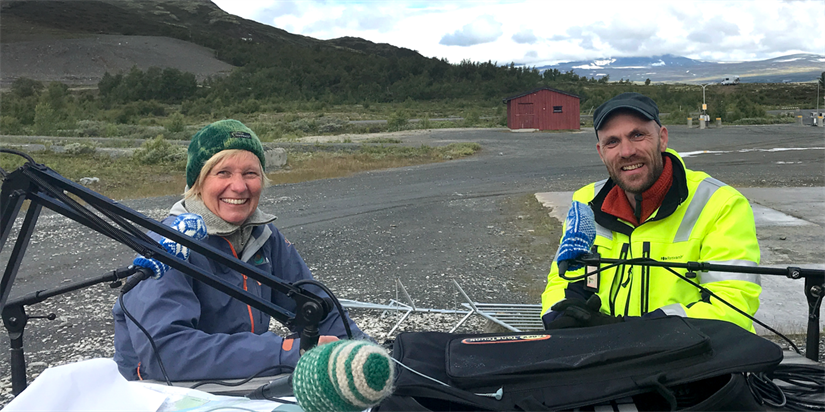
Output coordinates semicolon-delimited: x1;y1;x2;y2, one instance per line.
1;43;820;136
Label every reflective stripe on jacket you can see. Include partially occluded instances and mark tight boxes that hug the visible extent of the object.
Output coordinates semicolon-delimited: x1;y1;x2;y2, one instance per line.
541;149;761;331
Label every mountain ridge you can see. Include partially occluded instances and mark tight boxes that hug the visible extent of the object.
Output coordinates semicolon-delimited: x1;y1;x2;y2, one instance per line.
0;0;820;88
536;53;825;84
0;0;434;87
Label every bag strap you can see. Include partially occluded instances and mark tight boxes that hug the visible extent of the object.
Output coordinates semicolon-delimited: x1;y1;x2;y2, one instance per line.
636;373;678;411
514;395;554;411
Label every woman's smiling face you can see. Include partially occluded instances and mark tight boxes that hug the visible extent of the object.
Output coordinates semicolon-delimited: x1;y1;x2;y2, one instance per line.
200;151;263;225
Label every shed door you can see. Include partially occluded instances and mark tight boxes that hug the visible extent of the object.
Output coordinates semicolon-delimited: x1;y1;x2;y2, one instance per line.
517;103;534;129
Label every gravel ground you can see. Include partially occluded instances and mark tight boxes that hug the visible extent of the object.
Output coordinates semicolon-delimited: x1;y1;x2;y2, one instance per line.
0;35;234;87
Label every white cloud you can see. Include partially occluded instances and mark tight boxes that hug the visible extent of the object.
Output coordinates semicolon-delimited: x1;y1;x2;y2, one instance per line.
211;0;825;65
439;15;503;46
687;16;740;44
512;29;537;44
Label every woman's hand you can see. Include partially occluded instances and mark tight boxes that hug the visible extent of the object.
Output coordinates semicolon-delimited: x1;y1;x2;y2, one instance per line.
318;335;339;345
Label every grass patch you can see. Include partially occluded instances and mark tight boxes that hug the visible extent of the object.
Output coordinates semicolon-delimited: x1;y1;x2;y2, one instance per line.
731;117;798;125
499;193;563;302
272;143;481;185
1;142;482;200
0;151;186;200
362;137;402;144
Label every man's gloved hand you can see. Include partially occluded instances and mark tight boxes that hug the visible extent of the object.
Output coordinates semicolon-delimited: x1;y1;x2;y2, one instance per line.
545;295;623;329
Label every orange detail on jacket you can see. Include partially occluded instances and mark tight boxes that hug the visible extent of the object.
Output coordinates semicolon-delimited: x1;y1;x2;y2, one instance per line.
221;237;255;333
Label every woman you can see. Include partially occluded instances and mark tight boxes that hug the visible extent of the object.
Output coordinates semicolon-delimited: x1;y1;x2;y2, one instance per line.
112;119;368;381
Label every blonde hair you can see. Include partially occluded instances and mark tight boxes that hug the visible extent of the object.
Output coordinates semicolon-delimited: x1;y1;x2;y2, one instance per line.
184;149;271;200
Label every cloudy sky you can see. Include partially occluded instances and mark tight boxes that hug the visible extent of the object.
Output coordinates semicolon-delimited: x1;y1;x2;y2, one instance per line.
211;0;824;66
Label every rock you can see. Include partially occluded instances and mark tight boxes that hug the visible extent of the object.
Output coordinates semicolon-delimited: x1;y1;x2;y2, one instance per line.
96;147;135;159
264;146;287;169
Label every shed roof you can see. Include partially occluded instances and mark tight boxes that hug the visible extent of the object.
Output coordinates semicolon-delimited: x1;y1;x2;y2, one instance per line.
502;87;580;103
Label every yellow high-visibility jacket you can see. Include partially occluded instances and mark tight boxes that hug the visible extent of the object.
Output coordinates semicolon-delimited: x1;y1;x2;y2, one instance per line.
541;149;761;331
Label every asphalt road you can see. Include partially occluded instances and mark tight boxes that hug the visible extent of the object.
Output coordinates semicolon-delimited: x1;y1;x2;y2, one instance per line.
0;124;823;395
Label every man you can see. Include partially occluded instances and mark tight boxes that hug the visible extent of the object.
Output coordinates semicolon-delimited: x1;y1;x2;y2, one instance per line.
541;92;761;331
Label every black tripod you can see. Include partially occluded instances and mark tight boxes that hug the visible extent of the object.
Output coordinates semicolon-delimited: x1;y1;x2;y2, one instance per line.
0;150;330;394
572;255;825;361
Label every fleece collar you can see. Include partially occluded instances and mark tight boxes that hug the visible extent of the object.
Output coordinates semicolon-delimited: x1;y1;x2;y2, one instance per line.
601;155;673;226
169;197;276;254
590;150;689;236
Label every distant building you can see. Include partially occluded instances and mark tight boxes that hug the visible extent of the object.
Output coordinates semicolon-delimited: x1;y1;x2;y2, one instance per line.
503;87;580;131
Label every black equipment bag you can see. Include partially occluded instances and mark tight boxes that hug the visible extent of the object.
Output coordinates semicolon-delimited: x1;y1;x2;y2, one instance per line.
375;317;783;411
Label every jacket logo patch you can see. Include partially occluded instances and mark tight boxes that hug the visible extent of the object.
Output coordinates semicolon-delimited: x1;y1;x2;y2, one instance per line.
461;335;551;344
660;255;683;261
252;253;267;265
230;131;252;139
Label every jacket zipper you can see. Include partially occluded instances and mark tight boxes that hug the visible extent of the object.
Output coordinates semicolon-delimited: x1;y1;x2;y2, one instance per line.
642;241;651;315
609;243;630;316
221;237;256;334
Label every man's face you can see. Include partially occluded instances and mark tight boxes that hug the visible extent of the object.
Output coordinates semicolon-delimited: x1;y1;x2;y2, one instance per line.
596;112;669;195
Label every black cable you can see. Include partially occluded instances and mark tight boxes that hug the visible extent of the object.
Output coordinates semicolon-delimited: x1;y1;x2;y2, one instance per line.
0;145;31;178
189;364;294;389
118;293;172;386
751;364;825;411
0;148;36;164
658;264;802;356
562;256;803;355
748;372;787;408
293;279;353;340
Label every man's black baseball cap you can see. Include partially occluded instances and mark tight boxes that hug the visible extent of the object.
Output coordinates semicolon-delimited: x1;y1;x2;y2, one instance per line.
593;92;661;132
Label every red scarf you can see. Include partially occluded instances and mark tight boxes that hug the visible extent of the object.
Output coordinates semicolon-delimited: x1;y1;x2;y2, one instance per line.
601;156;673;226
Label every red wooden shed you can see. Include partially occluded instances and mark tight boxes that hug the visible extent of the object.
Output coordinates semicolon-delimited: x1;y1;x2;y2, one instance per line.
503;87;580;130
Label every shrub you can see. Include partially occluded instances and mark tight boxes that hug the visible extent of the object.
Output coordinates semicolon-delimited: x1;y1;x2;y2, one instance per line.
463;109;480;127
0;116;24;135
443;142;481;158
317;117;347;134
418;115;432;129
387;110;408;132
11;77;44;98
288;117;318;134
105;123;120;137
74;120;105;137
661;108;691;125
165;112;186;133
731;117;797;125
133;135;187;165
34;102;59;135
64;142;97;155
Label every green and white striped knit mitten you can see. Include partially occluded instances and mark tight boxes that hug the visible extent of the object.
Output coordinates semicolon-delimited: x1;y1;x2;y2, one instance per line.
292;340;395;412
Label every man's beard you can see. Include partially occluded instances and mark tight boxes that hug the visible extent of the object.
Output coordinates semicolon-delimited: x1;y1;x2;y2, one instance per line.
611;143;664;195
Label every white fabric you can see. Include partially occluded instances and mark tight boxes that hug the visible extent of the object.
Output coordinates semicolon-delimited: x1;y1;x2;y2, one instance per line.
3;358;165;412
2;358;291;412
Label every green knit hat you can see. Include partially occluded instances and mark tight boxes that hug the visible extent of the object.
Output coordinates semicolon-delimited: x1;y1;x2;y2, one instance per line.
185;119;266;188
292;340;395;412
